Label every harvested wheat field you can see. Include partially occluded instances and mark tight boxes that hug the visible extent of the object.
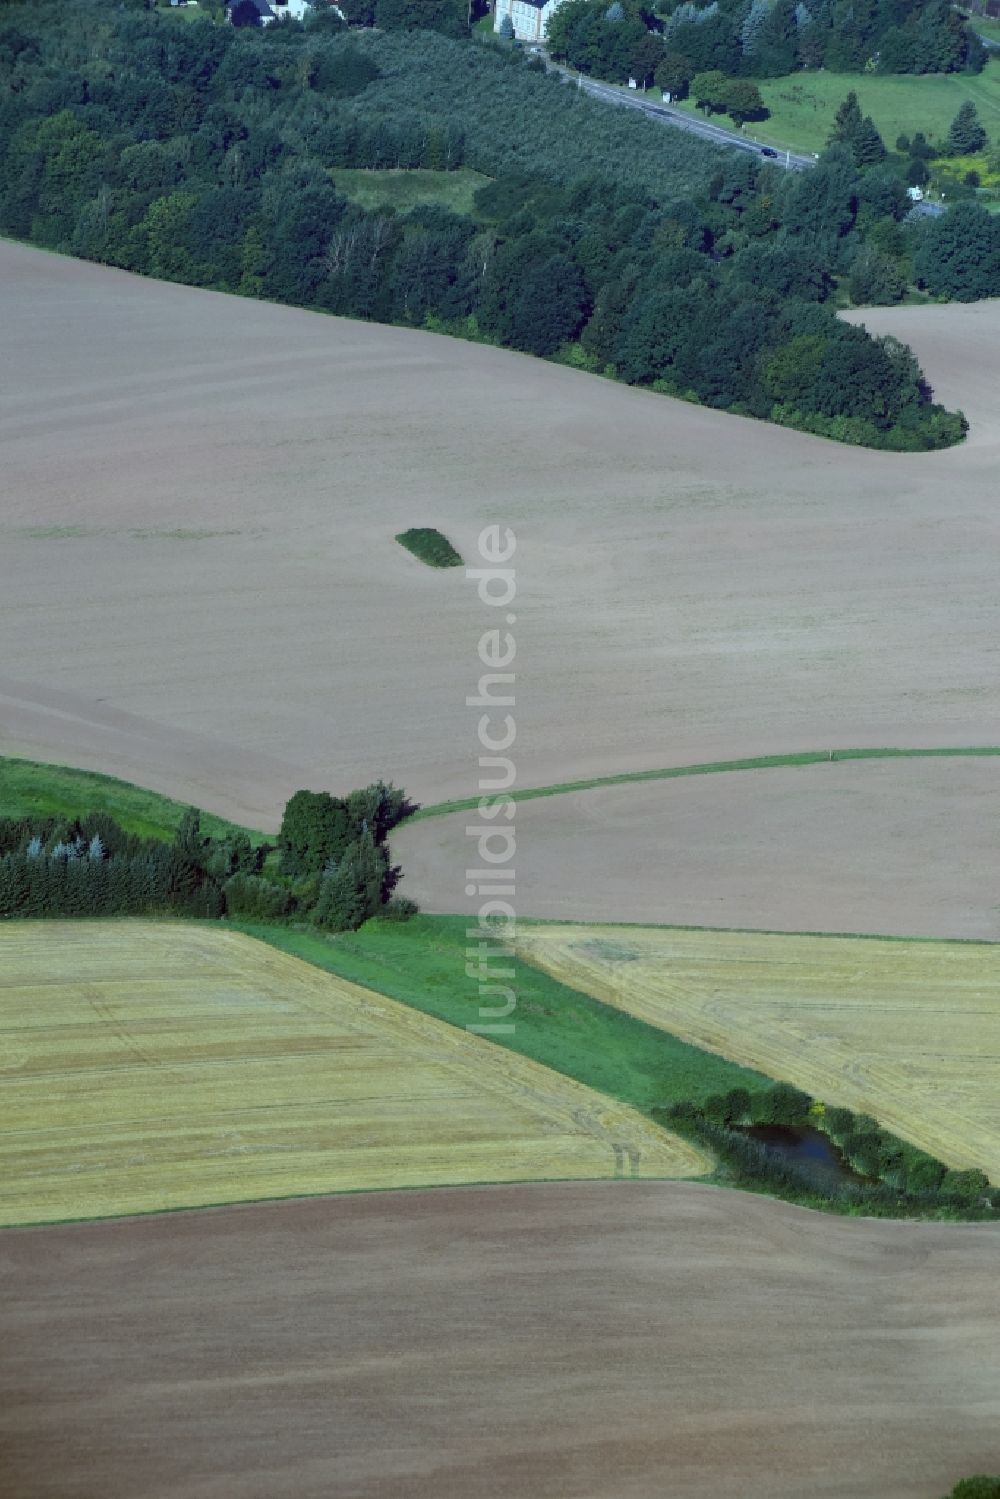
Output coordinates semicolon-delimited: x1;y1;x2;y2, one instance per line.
397;755;1000;939
2;1181;999;1499
518;924;1000;1182
3;242;1000;827
0;921;704;1226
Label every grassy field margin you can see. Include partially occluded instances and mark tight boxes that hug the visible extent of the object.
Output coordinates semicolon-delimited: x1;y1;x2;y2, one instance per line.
0;756;265;843
235;915;769;1114
409;745;1000;820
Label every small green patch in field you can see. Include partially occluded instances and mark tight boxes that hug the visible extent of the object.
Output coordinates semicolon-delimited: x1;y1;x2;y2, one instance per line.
395;527;463;568
236;915;767;1113
0;757;267;844
330;167;492;217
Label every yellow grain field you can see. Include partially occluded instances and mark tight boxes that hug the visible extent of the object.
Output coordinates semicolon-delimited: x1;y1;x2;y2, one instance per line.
0;922;706;1226
518;925;1000;1184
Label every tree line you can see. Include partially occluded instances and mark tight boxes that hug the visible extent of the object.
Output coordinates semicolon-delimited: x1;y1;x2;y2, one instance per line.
546;0;986;88
0;2;985;448
658;1084;995;1218
0;783;417;931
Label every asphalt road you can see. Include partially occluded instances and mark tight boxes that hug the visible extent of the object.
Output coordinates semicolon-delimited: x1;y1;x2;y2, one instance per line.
546;60;816;169
545;55;948;212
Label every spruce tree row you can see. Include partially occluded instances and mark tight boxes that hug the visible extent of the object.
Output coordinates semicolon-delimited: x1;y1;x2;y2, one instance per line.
0;783;417;932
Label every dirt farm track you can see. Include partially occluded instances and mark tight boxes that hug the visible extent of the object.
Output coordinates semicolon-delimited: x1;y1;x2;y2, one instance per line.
2;1182;999;1499
2;240;1000;828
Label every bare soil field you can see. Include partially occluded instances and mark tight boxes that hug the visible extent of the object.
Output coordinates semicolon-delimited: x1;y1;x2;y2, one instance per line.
396;756;1000;938
3;241;1000;828
518;925;1000;1180
0;921;703;1226
2;1181;998;1499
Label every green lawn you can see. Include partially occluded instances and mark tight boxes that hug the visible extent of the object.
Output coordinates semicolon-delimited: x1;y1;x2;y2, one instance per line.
237;915;768;1114
329;167;492;216
667;62;1000;154
753;62;1000;155
0;757;265;844
970;15;1000;44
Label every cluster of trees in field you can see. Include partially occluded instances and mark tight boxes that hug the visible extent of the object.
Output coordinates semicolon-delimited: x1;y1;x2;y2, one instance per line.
0;783;416;931
658;1084;996;1218
0;3;979;448
547;0;986;87
944;1481;1000;1499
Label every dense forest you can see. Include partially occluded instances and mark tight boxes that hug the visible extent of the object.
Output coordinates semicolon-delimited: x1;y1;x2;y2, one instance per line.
0;783;416;930
2;0;994;447
547;0;986;88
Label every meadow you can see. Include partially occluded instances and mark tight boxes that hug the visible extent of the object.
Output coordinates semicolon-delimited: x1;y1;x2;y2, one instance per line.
518;924;1000;1183
0;755;258;844
0;921;706;1226
754;62;1000;155
665;60;1000;154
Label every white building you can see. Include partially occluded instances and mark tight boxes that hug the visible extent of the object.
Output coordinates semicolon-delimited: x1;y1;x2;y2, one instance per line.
494;0;565;44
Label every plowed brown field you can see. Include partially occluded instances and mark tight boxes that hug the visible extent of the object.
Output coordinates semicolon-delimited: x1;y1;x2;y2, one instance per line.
518;924;1000;1181
2;241;999;827
0;922;704;1226
2;1182;998;1499
395;755;1000;939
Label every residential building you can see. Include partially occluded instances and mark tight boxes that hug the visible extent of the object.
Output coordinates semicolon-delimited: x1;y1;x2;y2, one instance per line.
494;0;565;44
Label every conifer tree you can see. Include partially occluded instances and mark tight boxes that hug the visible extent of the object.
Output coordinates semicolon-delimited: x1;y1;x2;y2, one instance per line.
947;101;987;156
829;91;863;148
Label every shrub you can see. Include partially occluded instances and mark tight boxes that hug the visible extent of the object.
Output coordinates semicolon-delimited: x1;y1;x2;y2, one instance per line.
824;1106;855;1140
395;527;463;568
907;1156;946;1194
223;873;293;920
751;1081;813;1126
381;895;419;921
947;1480;1000;1499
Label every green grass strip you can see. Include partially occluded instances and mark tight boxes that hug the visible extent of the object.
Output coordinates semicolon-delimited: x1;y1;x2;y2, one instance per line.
235;914;768;1114
409;746;1000;820
0;756;267;844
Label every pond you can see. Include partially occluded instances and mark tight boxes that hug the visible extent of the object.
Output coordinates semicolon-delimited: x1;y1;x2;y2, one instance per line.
738;1124;867;1186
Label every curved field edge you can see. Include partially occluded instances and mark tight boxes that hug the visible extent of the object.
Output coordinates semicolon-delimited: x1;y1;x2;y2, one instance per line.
6;747;1000;835
408;745;1000;821
0;921;710;1228
5;1186;999;1499
516;923;1000;1185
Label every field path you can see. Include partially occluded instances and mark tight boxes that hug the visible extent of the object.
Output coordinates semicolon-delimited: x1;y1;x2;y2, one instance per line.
2;1181;998;1499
